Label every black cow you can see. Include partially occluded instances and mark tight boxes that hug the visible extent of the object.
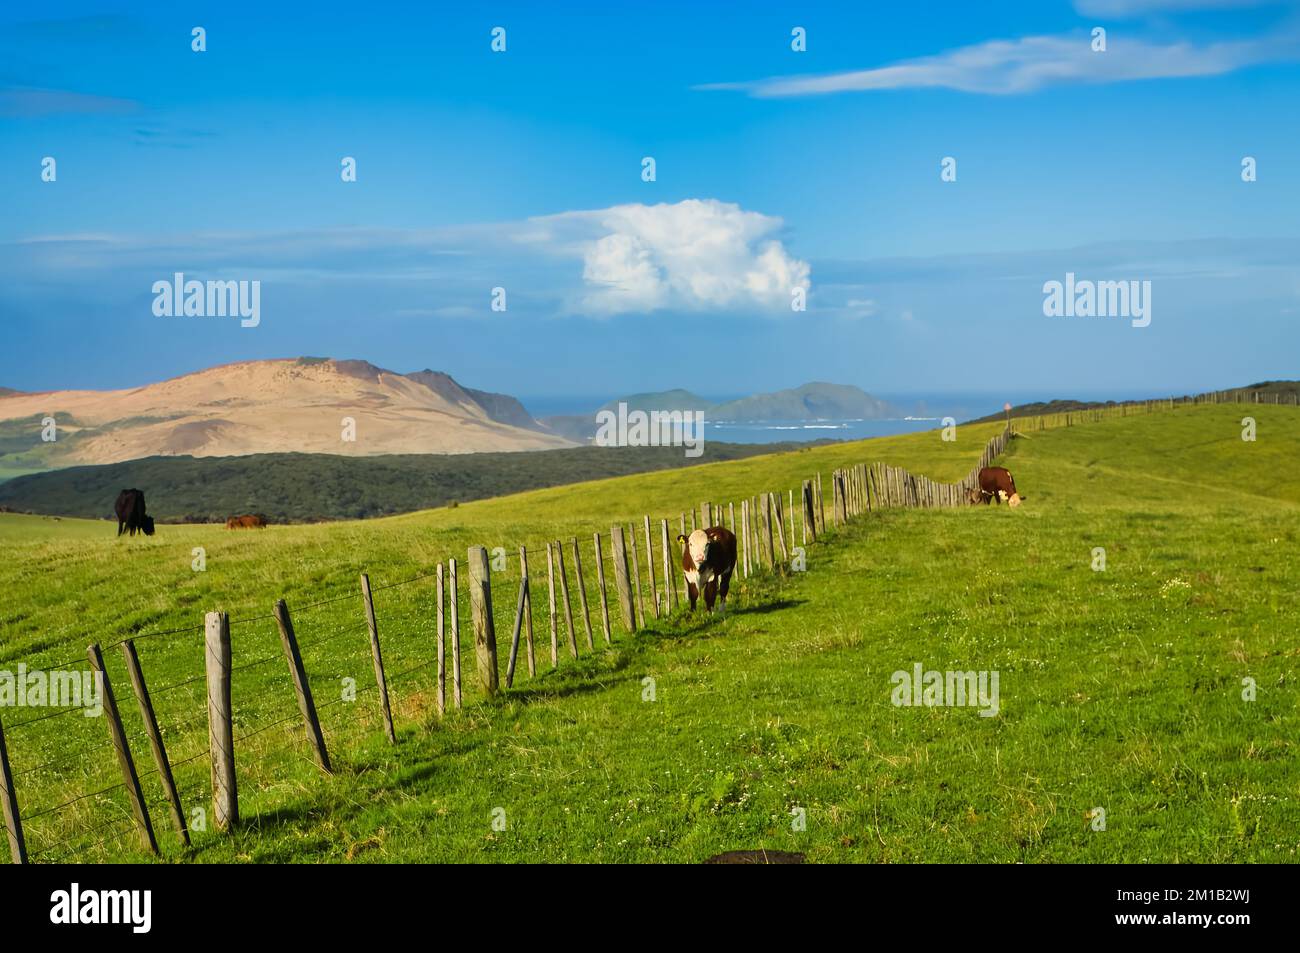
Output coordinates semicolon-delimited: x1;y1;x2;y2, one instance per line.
114;488;155;537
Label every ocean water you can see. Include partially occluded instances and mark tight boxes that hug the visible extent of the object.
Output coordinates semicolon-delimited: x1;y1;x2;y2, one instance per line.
704;417;946;445
522;390;1111;446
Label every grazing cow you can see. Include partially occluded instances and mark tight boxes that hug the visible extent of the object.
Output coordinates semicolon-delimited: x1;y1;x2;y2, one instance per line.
677;526;738;615
113;488;155;537
977;467;1025;508
225;514;267;529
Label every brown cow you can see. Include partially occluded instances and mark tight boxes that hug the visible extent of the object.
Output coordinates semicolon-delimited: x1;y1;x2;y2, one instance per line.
977;467;1025;507
677;526;737;615
225;514;268;529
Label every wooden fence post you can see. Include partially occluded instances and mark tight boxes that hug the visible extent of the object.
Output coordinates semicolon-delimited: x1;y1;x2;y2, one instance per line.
450;558;462;708
505;566;528;689
360;573;397;743
119;640;190;844
660;519;677;611
740;499;749;577
546;542;559;667
204;612;237;831
802;480;816;543
521;547;537;675
555;541;579;659
642;516;660;619
773;492;789;564
728;502;735;535
610;525;636;631
0;714;27;864
436;563;446;716
701;501;712;528
269;601;330;774
570;538;595;650
467;545;499;697
88;643;158;855
628;524;645;628
592;533;612;644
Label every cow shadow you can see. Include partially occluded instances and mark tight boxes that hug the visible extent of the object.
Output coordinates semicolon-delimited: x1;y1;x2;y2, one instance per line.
649;597;804;641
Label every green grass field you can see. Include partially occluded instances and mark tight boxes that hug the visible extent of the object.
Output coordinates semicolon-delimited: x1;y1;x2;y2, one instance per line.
0;404;1296;863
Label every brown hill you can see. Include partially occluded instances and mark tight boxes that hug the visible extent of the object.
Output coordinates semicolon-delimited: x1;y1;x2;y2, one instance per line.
0;358;572;467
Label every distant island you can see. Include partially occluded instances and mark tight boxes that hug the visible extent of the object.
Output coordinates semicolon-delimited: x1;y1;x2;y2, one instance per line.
543;382;897;442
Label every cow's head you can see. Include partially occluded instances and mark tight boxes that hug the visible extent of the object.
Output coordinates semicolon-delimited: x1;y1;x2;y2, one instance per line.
1007;493;1023;508
142;515;156;535
685;529;711;568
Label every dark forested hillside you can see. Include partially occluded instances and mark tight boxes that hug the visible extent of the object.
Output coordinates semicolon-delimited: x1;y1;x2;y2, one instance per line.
0;441;820;523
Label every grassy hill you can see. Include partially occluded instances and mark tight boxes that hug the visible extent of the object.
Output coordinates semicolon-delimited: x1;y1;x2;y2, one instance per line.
0;441;816;522
0;404;1296;863
970;380;1300;424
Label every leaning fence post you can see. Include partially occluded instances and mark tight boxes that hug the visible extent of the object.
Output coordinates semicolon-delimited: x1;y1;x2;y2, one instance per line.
0;713;27;864
521;546;537;675
467;545;500;697
555;541;579;660
593;533;612;644
120;639;190;843
272;600;331;774
86;644;158;854
204;611;238;831
772;492;789;564
571;537;595;650
505;565;528;689
610;525;636;632
360;573;397;743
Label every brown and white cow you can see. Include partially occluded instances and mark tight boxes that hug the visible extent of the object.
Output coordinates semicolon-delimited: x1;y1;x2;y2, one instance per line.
976;467;1025;508
677;526;737;615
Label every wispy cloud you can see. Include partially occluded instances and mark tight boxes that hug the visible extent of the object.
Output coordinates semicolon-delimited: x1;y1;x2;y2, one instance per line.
698;29;1297;97
1073;0;1279;17
0;85;137;117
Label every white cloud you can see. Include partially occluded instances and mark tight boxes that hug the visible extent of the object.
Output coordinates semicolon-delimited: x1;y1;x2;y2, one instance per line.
521;199;811;315
698;29;1296;97
6;199;810;319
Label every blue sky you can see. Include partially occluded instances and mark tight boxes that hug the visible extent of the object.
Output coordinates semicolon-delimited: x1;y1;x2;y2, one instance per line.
1;0;1297;403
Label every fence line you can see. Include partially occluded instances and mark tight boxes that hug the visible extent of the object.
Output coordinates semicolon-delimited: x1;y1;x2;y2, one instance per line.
3;386;1293;864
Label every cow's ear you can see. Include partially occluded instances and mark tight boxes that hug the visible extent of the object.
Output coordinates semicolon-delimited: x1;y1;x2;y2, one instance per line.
676;534;686;543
